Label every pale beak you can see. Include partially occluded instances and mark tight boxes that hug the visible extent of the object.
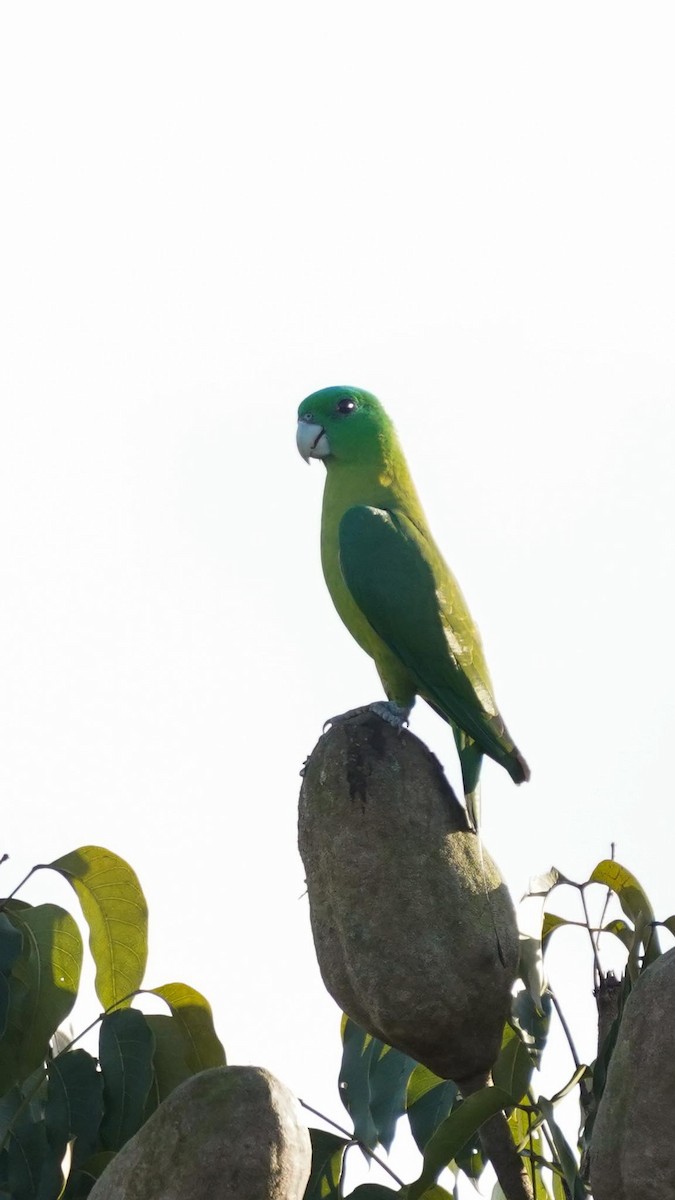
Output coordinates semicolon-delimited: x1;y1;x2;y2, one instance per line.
296;419;331;462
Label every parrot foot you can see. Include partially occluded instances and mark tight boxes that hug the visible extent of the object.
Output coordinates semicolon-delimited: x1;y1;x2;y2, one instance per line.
323;701;411;732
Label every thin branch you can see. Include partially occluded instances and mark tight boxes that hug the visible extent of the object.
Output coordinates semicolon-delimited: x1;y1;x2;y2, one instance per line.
548;988;580;1071
592;842;617;964
579;885;604;987
548;987;592;1109
298;1098;405;1188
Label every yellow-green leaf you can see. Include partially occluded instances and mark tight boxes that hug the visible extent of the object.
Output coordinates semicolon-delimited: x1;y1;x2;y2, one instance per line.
590;859;660;965
48;846;148;1009
149;982;226;1072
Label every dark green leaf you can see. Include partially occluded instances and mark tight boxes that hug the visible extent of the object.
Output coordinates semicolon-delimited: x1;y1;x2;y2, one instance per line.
0;1089;23;1157
46;1050;104;1170
511;988;551;1068
407;1086;511;1200
406;1067;458;1154
0;904;82;1094
492;1025;534;1104
0;914;23;970
304;1128;350;1200
538;1097;585;1200
98;1009;155;1151
368;1043;417;1153
0;913;23;1046
143;1014;192;1116
339;1019;379;1151
48;847;148;1010
149;982;226;1072
0;1090;63;1200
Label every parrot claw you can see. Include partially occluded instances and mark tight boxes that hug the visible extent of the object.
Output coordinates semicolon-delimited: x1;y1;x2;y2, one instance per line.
323;701;412;733
370;701;411;729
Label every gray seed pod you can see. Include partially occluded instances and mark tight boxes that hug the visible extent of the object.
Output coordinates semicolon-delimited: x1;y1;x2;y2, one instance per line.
89;1066;312;1200
298;714;519;1087
591;947;675;1200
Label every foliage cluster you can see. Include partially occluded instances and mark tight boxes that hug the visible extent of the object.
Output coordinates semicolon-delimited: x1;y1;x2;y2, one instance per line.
0;846;225;1200
1;846;669;1199
303;857;670;1200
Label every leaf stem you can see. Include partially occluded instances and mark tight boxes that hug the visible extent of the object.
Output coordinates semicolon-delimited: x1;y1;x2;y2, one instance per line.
0;864;41;910
299;1098;405;1188
579;886;604;987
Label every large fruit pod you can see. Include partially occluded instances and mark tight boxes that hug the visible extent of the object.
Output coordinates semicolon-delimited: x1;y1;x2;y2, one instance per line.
89;1065;312;1200
298;714;519;1087
591;947;675;1200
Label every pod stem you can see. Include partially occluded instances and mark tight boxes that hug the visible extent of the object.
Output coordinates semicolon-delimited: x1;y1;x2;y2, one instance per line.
461;1074;535;1200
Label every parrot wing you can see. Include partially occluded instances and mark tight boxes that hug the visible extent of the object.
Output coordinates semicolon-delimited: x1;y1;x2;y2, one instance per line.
338;504;525;778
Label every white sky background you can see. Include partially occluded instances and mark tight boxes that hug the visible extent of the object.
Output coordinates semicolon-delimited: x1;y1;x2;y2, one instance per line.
1;3;674;1195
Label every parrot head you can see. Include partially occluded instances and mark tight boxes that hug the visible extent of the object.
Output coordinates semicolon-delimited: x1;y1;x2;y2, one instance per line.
296;386;390;466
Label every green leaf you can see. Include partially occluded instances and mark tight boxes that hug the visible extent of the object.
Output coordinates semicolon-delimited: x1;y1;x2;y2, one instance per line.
507;1098;541;1155
601;918;634;951
0;903;82;1094
542;913;572;946
405;1065;446;1108
518;876;567;1008
454;1133;484;1181
0;1088;22;1156
339;1019;379;1151
337;1021;415;1154
0;915;23;991
48;847;148;1010
46;1050;104;1170
304;1128;350;1200
511;988;551;1068
143;1014;192;1114
98;1009;155;1151
0;915;23;1044
368;1043;417;1153
148;982;226;1073
590;860;660;964
406;1066;458;1154
0;1088;63;1200
407;1086;511;1200
551;1167;567;1199
492;1025;534;1104
549;1064;588;1106
526;869;562;896
537;1097;585;1200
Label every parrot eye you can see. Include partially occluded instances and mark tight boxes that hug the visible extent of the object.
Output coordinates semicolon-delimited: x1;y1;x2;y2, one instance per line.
336;397;356;415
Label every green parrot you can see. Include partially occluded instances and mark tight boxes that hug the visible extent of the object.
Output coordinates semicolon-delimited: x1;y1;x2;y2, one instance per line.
296;385;529;829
